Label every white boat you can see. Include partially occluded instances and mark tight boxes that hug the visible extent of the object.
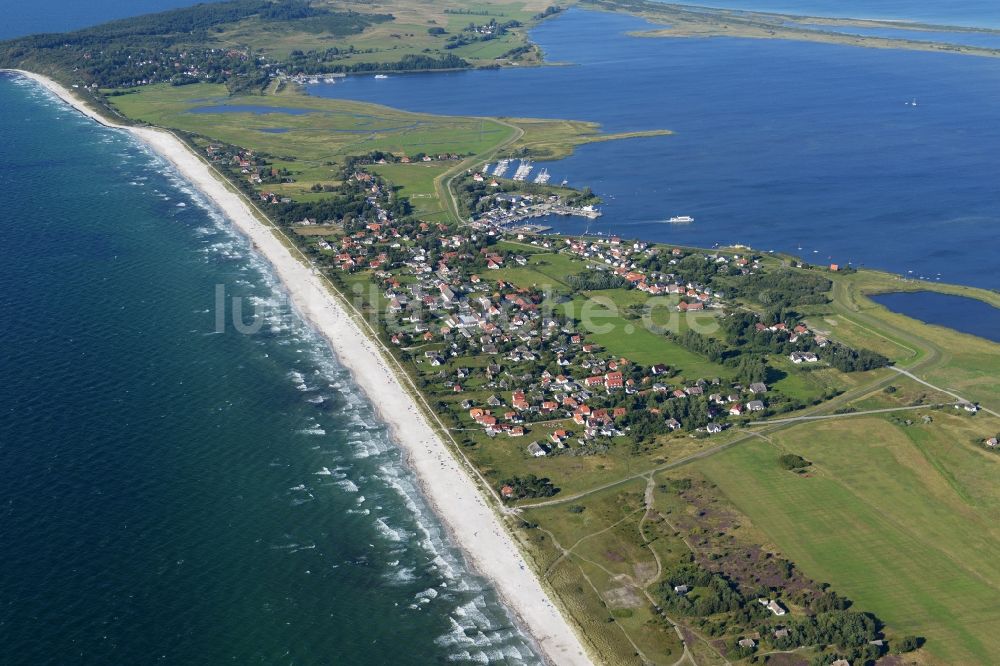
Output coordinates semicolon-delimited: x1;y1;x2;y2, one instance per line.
667;215;694;224
374;74;389;79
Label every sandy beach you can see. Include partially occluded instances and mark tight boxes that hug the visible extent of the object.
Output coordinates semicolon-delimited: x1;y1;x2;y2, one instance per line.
8;69;592;666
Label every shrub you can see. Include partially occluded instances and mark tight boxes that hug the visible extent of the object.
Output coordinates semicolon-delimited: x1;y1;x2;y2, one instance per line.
779;453;811;470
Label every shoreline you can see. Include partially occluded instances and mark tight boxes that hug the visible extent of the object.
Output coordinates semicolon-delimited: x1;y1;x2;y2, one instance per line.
7;69;593;666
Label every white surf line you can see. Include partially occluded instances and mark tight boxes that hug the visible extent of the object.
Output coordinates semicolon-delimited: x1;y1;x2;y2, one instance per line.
8;69;593;666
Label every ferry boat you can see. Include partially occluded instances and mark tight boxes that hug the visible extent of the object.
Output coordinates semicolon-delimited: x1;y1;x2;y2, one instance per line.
667;215;694;224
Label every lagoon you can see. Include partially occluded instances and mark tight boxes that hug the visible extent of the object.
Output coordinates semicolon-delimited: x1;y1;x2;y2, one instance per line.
311;9;1000;291
871;291;1000;343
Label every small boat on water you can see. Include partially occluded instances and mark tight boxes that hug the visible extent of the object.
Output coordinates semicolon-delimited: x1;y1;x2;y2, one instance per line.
374;74;389;79
667;215;694;224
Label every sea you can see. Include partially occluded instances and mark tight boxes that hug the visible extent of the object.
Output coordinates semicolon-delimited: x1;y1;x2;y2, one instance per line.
0;76;539;664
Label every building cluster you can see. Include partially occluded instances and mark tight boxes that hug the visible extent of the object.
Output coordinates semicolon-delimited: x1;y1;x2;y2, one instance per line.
84;47;258;88
563;237;734;309
287;169;799;457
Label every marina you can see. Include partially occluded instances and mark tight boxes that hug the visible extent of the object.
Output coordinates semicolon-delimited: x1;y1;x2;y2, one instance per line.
512;159;533;181
476;199;601;229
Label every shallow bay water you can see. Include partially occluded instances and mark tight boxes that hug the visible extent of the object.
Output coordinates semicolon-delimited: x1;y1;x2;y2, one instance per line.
312;9;1000;291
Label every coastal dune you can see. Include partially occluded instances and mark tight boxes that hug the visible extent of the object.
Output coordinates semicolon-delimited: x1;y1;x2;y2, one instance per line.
11;70;593;666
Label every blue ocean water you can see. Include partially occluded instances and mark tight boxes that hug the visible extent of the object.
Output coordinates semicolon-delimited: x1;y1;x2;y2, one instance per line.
0;74;538;665
310;9;1000;290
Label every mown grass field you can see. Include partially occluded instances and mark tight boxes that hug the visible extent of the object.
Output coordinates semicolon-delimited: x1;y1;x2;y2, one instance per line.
568;292;733;380
695;413;1000;664
490;251;584;291
371;162;450;219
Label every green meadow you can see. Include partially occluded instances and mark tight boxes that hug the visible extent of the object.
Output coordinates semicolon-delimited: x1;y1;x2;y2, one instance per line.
109;83;514;163
695;413;1000;664
371;162;451;219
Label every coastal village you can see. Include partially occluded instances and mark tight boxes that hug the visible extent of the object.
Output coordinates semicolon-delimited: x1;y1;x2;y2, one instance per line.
183;120;964;663
256;154;912;664
7;1;1000;664
199;142;891;481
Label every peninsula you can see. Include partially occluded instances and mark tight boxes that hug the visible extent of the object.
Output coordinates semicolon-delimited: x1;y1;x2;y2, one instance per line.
4;2;1000;664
